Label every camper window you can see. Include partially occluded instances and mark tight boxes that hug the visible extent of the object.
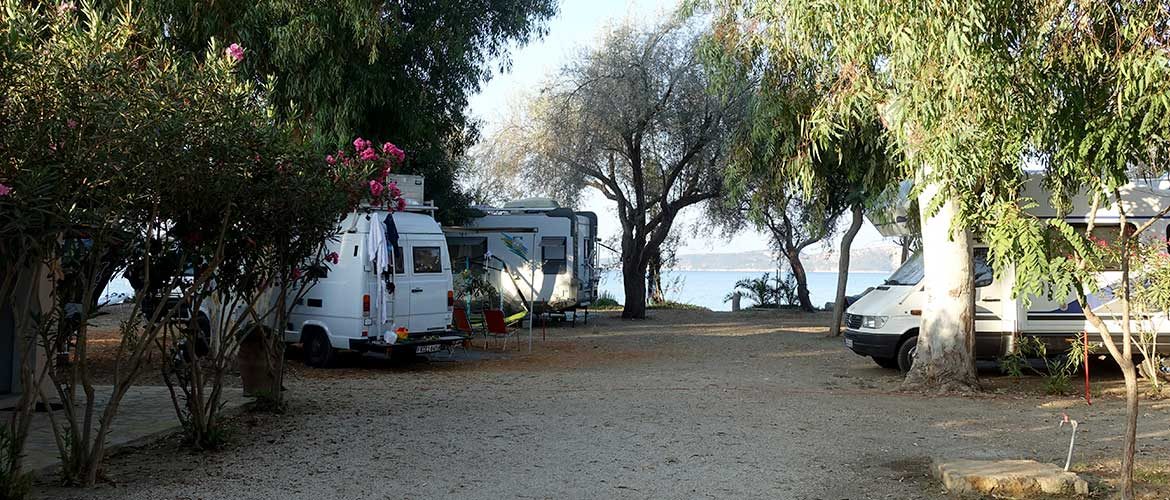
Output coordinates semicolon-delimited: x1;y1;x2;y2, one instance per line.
1064;223;1136;271
413;247;443;274
973;248;993;287
541;237;567;274
885;253;924;286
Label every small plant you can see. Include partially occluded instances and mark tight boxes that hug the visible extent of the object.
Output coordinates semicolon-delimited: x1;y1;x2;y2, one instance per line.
725;271;800;308
594;290;621;308
1001;335;1093;395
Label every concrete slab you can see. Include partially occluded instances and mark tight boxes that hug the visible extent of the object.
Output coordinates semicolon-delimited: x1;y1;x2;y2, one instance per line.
1;385;247;477
932;458;1089;497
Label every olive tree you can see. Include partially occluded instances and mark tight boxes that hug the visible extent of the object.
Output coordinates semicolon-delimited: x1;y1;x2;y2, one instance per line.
516;19;746;319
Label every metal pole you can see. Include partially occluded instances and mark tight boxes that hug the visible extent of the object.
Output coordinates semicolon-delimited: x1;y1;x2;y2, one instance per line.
529;233;536;353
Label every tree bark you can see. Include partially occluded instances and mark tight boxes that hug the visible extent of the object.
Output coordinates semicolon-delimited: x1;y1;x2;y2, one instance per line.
785;250;814;312
829;204;864;336
621;254;648;319
903;178;979;391
647;250;665;305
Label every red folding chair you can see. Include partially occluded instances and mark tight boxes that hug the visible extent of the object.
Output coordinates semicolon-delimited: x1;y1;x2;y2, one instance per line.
482;309;516;350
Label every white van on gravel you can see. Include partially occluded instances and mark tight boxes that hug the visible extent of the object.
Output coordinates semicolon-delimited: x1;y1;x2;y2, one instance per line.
284;177;465;367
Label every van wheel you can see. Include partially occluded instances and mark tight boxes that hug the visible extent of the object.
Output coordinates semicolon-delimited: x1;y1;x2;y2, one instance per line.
896;336;918;372
304;331;335;368
872;356;899;370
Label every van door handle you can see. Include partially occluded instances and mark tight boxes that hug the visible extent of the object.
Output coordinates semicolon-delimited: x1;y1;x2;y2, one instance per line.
411;288;424;293
982;298;1001;302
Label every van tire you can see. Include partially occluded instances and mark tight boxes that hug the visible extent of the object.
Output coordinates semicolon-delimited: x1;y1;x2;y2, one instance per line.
872;356;899;370
896;336;918;372
304;331;336;368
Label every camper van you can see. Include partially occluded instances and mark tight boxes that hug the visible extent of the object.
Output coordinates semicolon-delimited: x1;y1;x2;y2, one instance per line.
845;177;1170;371
284;176;465;367
444;198;599;323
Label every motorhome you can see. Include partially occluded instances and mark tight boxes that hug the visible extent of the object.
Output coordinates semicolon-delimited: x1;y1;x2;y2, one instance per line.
444;198;599;323
284;175;465;367
845;177;1170;371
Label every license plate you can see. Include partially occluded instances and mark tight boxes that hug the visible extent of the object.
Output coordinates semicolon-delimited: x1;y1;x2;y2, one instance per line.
415;344;442;354
844;338;854;348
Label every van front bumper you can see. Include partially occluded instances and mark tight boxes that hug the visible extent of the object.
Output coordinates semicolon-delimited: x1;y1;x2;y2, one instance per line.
843;329;899;358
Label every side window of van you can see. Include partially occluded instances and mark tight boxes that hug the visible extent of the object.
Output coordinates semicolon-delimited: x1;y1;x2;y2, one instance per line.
389;245;405;275
541;237;567;275
412;247;443;274
973;248;994;288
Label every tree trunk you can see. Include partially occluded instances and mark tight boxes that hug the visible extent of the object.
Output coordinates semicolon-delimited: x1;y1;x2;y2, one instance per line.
647;251;665;305
829;204;864;336
899;236;912;264
785;250;814;312
903;178;979;391
621;256;648;319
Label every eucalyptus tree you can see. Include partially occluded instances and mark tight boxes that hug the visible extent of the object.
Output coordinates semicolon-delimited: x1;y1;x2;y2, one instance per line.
519;20;748;319
700;0;1170;495
697;16;895;333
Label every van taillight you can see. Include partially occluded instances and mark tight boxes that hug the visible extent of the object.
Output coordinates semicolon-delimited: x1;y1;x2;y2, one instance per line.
362;294;370;316
447;290;454;308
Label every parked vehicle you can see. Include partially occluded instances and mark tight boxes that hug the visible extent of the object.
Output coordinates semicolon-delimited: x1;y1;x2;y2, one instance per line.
846;177;1170;371
284;175;465;367
444;198;599;323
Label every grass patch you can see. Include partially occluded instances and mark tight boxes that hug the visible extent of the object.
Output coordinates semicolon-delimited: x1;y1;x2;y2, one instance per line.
648;300;709;311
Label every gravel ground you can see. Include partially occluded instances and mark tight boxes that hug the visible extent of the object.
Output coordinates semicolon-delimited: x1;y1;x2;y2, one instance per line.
36;309;1170;499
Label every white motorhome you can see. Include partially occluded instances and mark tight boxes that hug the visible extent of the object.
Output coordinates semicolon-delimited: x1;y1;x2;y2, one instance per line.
284;175;465;367
845;177;1170;371
444;198;599;323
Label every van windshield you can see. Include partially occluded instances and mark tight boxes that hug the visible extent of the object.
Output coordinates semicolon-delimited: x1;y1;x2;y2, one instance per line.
884;253;924;286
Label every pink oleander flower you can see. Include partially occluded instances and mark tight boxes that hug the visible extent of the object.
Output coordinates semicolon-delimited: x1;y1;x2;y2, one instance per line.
67;119;78;129
291;268;303;280
326;154;336;165
382;142;405;163
0;183;11;197
386;181;401;198
395;197;407;212
226;43;245;62
359;147;378;161
1097;239;1108;248
369;180;384;197
57;2;75;15
353;137;372;152
326;252;340;265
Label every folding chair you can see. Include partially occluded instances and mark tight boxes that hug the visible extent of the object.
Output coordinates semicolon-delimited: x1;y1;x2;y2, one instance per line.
452;307;483;349
482;309;517;350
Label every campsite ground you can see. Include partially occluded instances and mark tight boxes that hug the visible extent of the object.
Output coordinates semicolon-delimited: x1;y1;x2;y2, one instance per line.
38;309;1170;499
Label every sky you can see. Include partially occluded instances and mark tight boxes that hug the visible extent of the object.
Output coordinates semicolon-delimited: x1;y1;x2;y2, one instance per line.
464;0;892;258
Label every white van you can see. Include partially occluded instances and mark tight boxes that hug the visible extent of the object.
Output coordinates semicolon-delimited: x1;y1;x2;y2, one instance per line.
284;197;464;367
845;178;1170;371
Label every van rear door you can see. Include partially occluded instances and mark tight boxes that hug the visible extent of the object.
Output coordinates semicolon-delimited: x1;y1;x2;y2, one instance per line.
406;238;451;333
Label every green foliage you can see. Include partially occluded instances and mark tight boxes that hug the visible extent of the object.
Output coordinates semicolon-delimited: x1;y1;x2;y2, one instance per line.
1000;335;1095;396
725;272;798;308
146;0;558;224
454;269;500;310
594;290;621;309
647;301;709;311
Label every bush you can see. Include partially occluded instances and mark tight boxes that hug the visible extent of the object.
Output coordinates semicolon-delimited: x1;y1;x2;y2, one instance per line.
648;300;709;311
594;290;621;308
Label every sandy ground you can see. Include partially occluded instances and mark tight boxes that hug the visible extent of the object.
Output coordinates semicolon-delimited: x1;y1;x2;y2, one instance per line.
35;309;1170;499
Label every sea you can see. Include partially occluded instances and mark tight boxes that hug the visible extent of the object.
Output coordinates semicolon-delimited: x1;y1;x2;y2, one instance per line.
99;270;893;313
599;270;890;311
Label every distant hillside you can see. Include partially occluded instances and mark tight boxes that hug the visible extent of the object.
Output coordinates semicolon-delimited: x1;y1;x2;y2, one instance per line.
667;244;902;273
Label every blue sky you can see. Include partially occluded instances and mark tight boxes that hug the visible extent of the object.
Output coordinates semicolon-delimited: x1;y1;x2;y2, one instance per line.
464;0;889;258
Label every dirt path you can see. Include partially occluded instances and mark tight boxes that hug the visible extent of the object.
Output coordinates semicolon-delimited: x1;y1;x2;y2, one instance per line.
37;310;1170;499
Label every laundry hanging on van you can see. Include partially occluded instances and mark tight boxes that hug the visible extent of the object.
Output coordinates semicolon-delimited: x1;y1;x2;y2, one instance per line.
366;213;390;325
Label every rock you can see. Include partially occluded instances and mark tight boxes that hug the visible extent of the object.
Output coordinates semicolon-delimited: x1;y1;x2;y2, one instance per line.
932;458;1089;497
